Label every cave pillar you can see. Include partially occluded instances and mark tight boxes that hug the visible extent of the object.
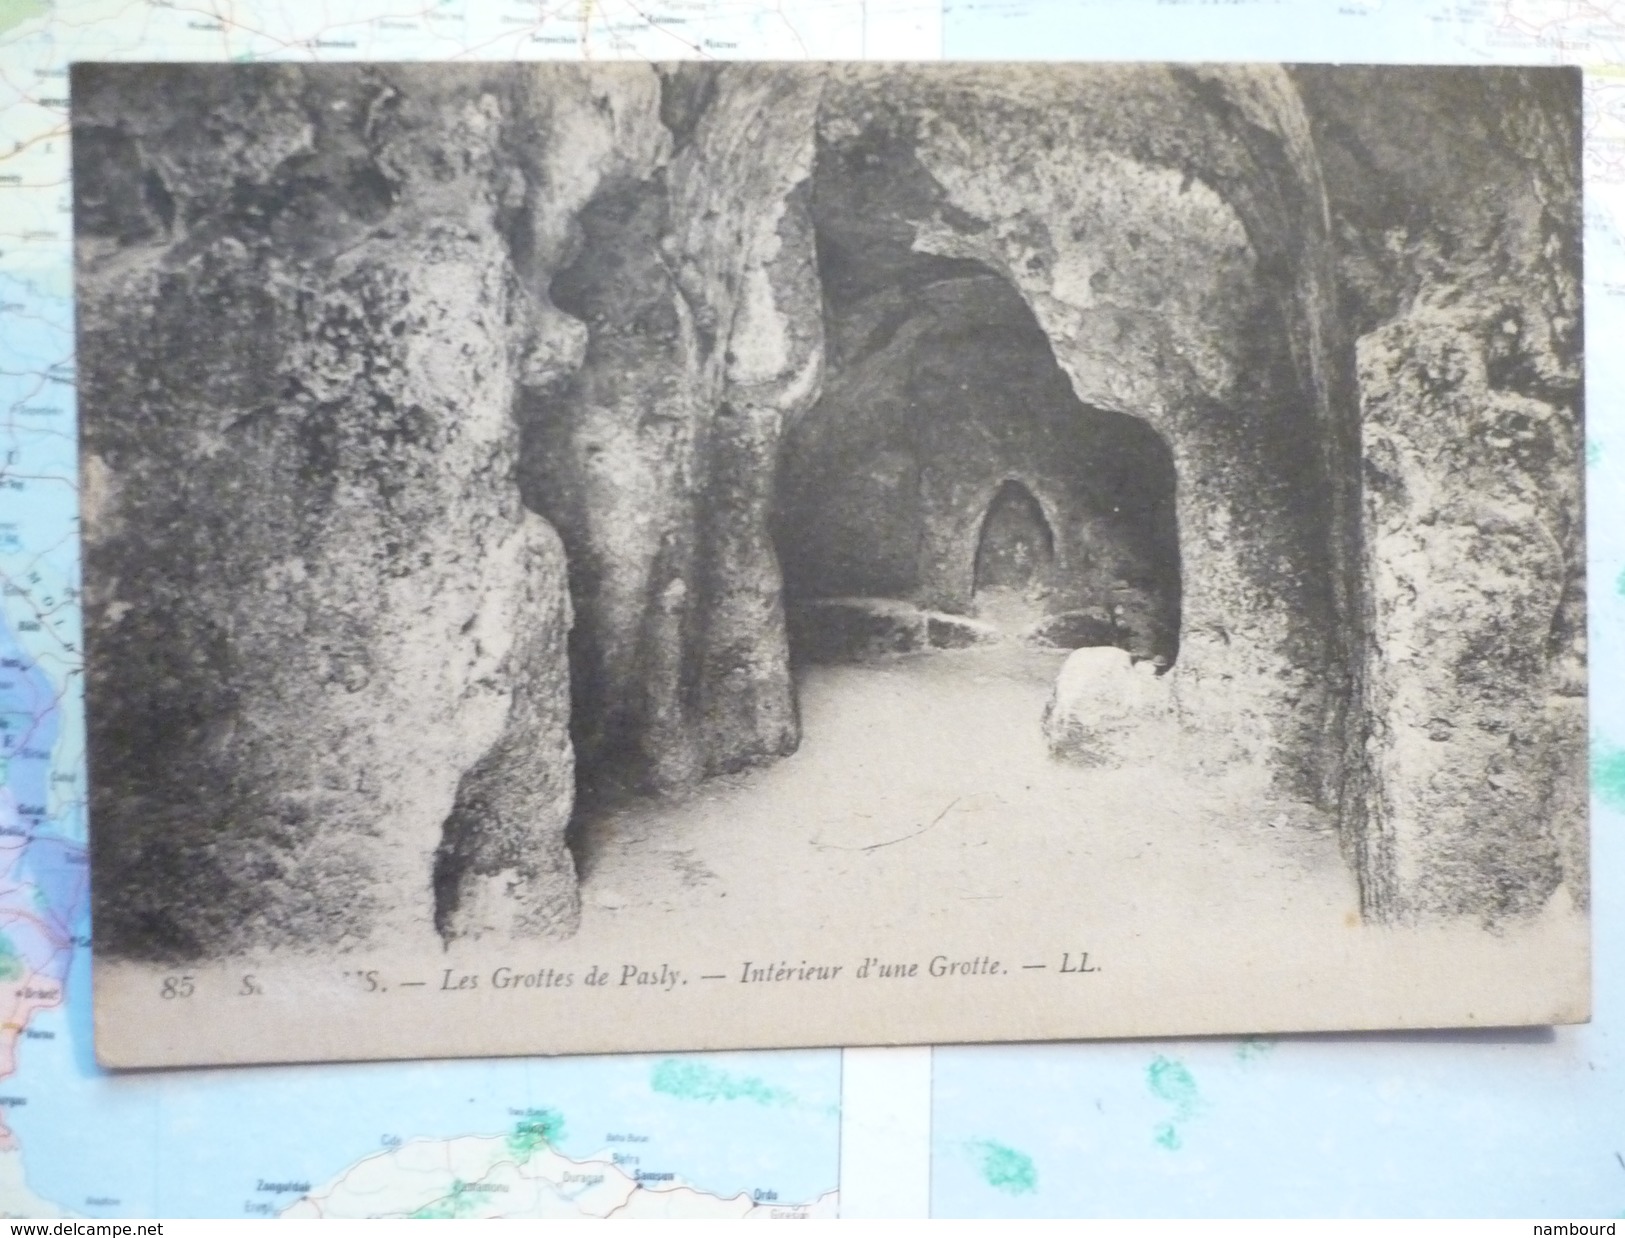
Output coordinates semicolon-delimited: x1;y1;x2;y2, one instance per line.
75;64;579;958
1356;308;1584;921
521;65;824;796
1289;65;1588;922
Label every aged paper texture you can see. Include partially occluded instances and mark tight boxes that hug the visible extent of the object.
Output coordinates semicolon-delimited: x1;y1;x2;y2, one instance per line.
73;62;1589;1066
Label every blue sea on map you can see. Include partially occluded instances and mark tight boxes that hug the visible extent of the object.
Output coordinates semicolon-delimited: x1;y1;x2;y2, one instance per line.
13;945;841;1217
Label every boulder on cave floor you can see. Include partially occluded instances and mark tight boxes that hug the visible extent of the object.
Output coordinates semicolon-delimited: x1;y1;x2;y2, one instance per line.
1042;645;1173;767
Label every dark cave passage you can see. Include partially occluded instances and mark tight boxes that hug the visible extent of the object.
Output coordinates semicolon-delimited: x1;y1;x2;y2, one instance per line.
774;133;1183;668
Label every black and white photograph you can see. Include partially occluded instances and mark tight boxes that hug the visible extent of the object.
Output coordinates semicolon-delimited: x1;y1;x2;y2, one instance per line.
73;61;1589;1067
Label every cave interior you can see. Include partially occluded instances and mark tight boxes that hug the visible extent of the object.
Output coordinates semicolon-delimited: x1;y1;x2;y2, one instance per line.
74;62;1584;961
775;129;1183;672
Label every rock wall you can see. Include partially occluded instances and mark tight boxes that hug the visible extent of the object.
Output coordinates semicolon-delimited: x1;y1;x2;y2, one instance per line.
812;65;1359;798
76;63;1585;954
75;64;579;959
519;64;824;800
799;63;1584;923
1294;66;1587;921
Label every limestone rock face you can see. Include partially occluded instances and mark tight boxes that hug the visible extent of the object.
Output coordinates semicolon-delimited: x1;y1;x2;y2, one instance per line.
1355;315;1579;921
1296;66;1586;922
75;64;579;959
74;63;1585;957
1043;647;1172;766
433;517;578;942
520;65;824;799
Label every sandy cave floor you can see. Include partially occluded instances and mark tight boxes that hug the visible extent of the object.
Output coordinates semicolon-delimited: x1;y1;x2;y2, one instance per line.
571;644;1361;948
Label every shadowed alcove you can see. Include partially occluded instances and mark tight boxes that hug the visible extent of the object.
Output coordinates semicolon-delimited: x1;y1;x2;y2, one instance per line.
974;479;1055;597
774;138;1182;668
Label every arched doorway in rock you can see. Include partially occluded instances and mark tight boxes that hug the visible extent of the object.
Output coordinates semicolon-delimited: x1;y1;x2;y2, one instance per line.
972;479;1057;631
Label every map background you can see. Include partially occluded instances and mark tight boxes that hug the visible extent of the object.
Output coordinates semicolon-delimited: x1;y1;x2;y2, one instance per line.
0;0;1619;1217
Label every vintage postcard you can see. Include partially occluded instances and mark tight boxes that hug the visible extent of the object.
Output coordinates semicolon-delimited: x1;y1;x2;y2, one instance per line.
73;61;1588;1067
